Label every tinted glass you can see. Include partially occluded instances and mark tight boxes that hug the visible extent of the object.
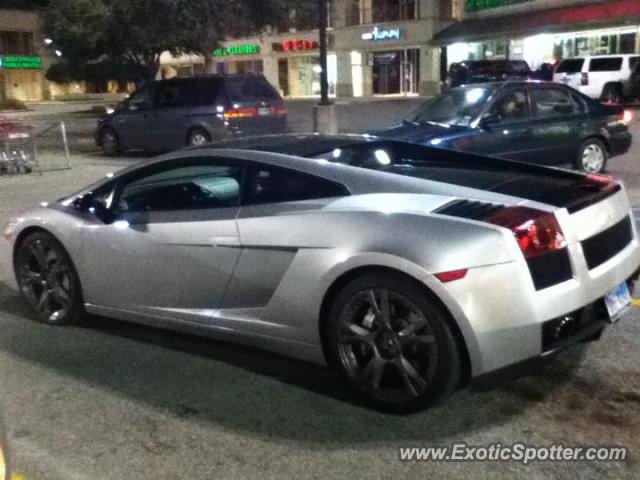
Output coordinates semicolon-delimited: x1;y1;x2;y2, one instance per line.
185;78;221;106
407;87;491;127
489;89;529;122
589;58;623;72
225;76;280;101
155;82;187;109
117;162;242;212
556;59;584;73
532;88;576;118
127;86;153;111
244;166;347;205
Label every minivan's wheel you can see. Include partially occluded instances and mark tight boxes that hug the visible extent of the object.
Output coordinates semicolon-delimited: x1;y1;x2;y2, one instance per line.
100;127;121;156
14;232;83;325
601;84;622;104
576;138;608;173
188;128;211;147
326;272;462;414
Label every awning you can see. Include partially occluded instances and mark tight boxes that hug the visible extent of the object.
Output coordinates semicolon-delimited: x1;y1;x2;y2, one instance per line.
434;0;640;44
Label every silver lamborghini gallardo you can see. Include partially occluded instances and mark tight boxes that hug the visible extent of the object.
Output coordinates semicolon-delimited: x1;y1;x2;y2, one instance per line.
2;137;639;412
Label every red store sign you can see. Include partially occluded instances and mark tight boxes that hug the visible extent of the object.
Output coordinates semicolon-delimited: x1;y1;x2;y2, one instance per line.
273;40;318;52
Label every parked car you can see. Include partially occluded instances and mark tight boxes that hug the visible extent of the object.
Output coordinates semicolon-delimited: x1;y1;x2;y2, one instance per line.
96;75;288;156
372;81;633;173
446;60;531;88
553;54;640;103
3;141;639;412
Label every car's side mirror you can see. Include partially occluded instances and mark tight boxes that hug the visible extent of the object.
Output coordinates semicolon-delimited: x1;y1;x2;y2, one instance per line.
78;193;114;224
479;112;501;129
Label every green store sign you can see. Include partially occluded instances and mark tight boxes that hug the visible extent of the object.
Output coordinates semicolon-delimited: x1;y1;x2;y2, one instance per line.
0;56;42;69
213;44;260;56
465;0;532;12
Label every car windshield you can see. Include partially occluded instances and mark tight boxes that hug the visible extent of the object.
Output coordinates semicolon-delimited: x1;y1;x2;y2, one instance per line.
406;88;491;127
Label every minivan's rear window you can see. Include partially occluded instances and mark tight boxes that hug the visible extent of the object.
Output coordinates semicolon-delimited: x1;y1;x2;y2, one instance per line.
226;77;280;101
589;57;623;72
556;59;584;73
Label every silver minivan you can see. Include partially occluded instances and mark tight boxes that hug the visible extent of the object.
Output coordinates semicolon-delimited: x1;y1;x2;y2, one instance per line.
96;75;288;155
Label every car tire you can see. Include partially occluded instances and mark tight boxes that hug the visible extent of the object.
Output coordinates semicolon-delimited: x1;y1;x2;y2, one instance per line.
14;232;84;326
187;128;211;147
601;84;622;104
576;138;608;173
100;127;121;156
325;272;462;414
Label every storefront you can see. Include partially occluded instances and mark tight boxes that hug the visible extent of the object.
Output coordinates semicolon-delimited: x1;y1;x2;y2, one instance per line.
0;55;44;101
436;0;640;71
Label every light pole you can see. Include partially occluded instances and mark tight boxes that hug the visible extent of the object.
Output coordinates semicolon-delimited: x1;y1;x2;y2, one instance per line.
313;0;337;133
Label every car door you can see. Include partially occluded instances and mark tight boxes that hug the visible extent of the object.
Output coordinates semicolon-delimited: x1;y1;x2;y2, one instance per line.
112;84;156;150
151;79;190;150
80;156;245;325
458;88;534;161
527;86;587;165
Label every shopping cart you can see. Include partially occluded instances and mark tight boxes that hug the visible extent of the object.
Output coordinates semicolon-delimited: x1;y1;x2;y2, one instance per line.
0;117;36;175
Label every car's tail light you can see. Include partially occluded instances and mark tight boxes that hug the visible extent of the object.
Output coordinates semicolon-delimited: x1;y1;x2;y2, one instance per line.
484;207;566;258
223;108;258;119
272;105;288;116
581;72;589;85
621;109;634;126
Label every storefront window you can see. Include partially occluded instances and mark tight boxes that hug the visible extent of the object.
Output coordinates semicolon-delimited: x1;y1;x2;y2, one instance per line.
348;0;419;25
372;48;419;95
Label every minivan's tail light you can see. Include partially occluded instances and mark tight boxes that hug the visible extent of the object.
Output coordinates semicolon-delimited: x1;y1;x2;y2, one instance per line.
581;72;589;85
484;207;566;259
621;109;634;126
223;108;258;119
272;105;288;116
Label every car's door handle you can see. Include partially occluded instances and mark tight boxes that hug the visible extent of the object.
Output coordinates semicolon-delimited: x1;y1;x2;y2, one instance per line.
209;236;240;247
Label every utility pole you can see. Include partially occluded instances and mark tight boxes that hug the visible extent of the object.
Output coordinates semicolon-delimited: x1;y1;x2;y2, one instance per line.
313;0;337;133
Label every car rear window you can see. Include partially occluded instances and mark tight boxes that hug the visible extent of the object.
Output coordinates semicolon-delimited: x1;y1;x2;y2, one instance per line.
225;77;280;101
589;57;623;72
556;59;584;73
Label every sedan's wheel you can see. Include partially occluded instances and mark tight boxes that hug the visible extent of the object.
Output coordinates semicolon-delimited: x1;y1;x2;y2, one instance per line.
100;128;121;156
326;273;461;413
188;128;211;147
576;139;608;173
14;232;83;325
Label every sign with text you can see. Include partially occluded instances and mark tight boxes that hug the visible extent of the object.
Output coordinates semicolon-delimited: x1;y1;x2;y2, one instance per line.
272;40;318;52
213;44;260;56
0;56;41;69
465;0;533;12
362;27;402;41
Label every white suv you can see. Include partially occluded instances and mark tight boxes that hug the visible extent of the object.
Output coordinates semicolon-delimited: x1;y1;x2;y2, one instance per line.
553;54;640;102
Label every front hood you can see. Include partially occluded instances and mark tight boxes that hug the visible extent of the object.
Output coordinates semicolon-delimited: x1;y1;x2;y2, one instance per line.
370;122;465;143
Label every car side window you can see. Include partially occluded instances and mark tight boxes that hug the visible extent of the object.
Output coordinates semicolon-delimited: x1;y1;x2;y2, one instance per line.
532;88;577;118
116;160;243;213
244;166;348;205
589;57;623;72
127;86;153;111
489;90;529;122
155;82;187;109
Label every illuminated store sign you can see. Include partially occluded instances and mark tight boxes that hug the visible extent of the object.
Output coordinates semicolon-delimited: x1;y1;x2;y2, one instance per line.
273;40;318;52
0;56;41;69
362;27;402;41
213;44;260;56
465;0;533;12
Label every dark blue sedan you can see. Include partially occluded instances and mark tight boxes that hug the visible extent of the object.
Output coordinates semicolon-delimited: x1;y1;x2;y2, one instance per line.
372;82;633;173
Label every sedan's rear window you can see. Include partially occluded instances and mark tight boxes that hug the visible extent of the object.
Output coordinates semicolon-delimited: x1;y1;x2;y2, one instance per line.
589;57;623;72
225;77;280;101
555;59;584;73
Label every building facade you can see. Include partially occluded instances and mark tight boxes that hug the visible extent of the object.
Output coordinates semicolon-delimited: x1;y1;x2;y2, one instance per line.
0;8;52;101
200;0;455;98
436;0;640;72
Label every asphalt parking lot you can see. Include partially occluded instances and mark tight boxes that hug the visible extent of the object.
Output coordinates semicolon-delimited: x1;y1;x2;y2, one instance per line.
0;100;640;479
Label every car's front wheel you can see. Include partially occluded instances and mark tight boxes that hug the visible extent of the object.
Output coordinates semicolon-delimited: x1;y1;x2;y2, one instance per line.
576;138;608;173
326;272;462;413
14;232;83;325
188;128;211;147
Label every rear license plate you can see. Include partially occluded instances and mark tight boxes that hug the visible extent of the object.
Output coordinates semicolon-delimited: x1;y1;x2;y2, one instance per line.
258;107;271;116
604;282;631;322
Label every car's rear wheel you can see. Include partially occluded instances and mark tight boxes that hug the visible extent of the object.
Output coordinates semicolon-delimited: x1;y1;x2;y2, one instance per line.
14;232;83;325
188;128;211;147
601;84;623;104
576;138;608;173
100;127;121;156
326;272;462;413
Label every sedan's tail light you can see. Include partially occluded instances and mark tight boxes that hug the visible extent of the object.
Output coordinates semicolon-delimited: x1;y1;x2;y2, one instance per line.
223;108;258;119
621;109;634;126
272;105;288;116
581;72;589;85
484;207;566;258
